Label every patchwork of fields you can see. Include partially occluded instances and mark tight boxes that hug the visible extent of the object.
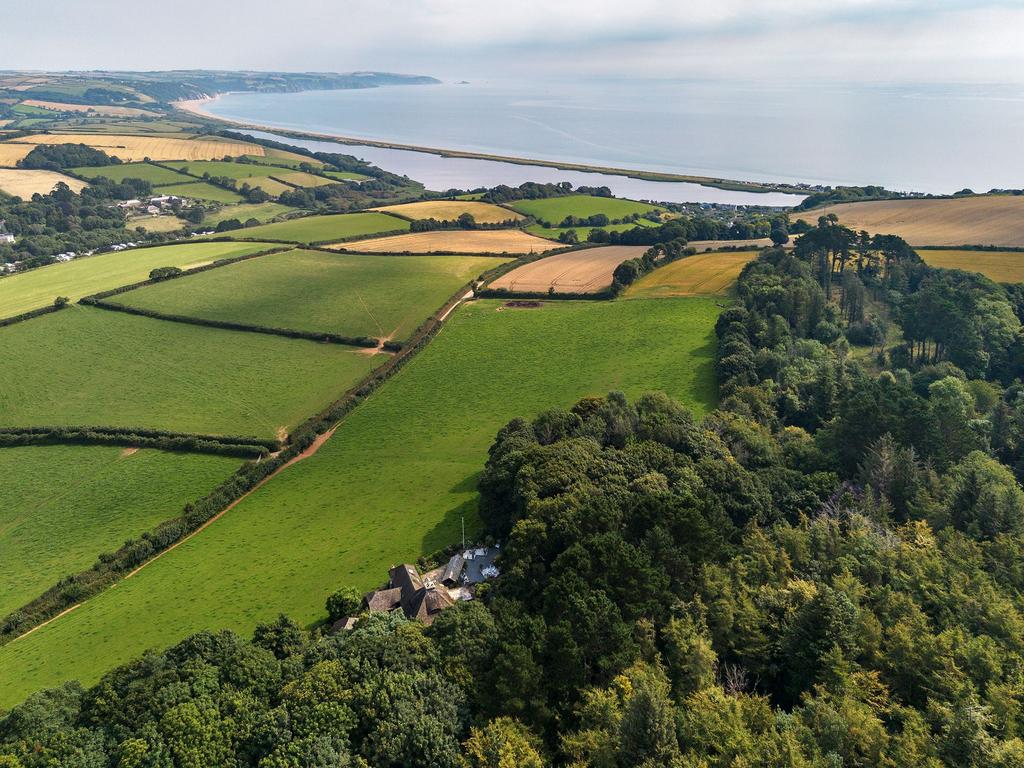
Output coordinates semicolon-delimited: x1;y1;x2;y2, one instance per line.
372;199;523;224
152;180;243;203
0;296;720;703
800;195;1024;247
70;162;189;185
625;250;760;297
111;249;511;341
0;307;382;437
0;446;239;618
336;229;554;253
11;133;263;162
220;212;408;243
489;245;648;293
0;241;273;319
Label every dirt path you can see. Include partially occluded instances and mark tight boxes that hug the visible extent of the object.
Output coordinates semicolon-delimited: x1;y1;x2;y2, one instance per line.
12;604;81;643
122;426;339;581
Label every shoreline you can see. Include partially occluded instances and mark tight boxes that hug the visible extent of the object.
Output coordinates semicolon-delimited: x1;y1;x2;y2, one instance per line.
172;95;810;198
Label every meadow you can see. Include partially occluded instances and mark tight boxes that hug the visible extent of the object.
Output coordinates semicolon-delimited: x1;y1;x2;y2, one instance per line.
0;168;87;197
69;162;189;186
0;241;272;319
324;170;371;182
152;181;244;203
202;202;296;226
0;446;239;618
112;249;510;341
489;245;648;293
625;250;760;297
219;212;408;244
799;195;1024;247
0;296;720;703
508;194;663;223
916;249;1024;283
372;200;523;224
336;229;553;254
0;307;382;438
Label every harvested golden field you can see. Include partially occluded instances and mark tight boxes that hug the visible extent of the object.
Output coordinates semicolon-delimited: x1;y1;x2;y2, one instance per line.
917;249;1024;284
0;168;87;197
335;229;554;254
372;200;523;224
489;245;649;294
20;100;159;117
797;195;1024;247
625;251;759;298
0;143;35;167
17;134;264;162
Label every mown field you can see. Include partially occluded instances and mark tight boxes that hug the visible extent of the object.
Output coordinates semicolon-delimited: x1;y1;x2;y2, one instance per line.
0;296;720;704
219;212;408;244
0;446;239;618
0;241;272;319
509;194;664;222
152;181;243;203
916;249;1024;283
0;307;382;437
336;229;553;254
489;245;648;293
797;195;1024;247
625;251;760;297
0;168;87;197
69;162;187;186
112;249;511;341
372;200;523;224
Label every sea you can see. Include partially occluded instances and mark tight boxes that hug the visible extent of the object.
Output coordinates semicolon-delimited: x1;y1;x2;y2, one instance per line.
202;79;1024;205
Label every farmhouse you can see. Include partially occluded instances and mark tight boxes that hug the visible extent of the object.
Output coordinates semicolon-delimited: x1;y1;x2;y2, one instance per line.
0;219;14;244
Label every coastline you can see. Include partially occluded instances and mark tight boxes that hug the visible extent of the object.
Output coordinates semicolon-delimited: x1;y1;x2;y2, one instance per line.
172;95;810;197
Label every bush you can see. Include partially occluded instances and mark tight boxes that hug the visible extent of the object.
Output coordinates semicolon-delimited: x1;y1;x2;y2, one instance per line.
326;586;364;622
149;266;183;281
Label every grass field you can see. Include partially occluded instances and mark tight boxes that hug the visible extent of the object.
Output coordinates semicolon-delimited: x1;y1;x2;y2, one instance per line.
112;249;510;341
917;249;1024;283
202;202;296;226
0;446;239;618
19;100;159;118
0;296;719;704
0;168;87;197
509;194;664;223
153;181;244;203
336;229;554;254
625;251;760;297
130;215;188;233
70;162;188;186
0;241;271;319
17;134;263;162
372;200;523;224
163;161;321;194
798;195;1024;247
489;245;648;293
218;212;408;244
525;220;659;240
0;307;382;437
324;170;370;182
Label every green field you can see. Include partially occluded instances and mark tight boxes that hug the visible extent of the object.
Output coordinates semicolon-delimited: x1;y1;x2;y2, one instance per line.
0;297;719;704
525;220;658;240
112;249;510;341
214;212;409;244
0;446;239;618
153;181;243;203
202;202;297;226
509;194;664;223
0;241;271;319
69;162;188;185
0;307;382;437
324;170;370;182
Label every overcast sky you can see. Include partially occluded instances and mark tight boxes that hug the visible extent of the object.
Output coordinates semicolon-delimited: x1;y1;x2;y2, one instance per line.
2;0;1023;82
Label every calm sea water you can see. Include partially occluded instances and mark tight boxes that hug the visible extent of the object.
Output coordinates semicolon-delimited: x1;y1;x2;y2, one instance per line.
205;79;1024;199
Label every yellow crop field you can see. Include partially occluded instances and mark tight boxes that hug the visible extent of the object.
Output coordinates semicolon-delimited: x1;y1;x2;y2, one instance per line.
917;249;1024;284
274;170;336;188
17;134;264;162
797;195;1024;247
372;200;524;224
0;169;88;197
20;100;160;117
625;251;760;298
489;245;648;293
0;143;35;167
334;229;555;254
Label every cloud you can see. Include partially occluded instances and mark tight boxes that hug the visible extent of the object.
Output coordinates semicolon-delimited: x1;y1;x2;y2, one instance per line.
1;0;1022;82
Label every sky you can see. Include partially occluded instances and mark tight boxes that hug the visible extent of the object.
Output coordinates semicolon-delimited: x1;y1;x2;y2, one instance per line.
2;0;1023;82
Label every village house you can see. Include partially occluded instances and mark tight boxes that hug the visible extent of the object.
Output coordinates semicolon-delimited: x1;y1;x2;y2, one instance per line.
0;219;15;244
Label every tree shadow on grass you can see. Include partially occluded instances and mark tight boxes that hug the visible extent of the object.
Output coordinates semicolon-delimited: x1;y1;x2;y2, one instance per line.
420;470;482;555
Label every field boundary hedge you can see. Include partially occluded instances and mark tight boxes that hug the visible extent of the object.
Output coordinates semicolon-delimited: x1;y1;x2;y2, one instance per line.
0;251;521;646
0;301;68;328
0;425;275;458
